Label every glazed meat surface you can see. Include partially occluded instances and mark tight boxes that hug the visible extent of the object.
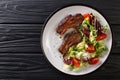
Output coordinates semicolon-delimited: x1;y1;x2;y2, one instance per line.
59;31;82;55
56;14;84;37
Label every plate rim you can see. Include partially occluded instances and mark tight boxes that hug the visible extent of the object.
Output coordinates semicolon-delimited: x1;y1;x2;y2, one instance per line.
41;4;113;76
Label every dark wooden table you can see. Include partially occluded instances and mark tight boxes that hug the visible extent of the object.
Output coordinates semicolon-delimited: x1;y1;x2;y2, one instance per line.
0;0;119;80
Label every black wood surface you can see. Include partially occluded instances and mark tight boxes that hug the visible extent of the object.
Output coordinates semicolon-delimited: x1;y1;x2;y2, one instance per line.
0;0;119;80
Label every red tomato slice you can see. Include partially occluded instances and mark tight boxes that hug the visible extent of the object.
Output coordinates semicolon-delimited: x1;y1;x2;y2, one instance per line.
72;58;80;67
83;13;91;22
96;33;107;41
86;44;95;53
89;57;99;65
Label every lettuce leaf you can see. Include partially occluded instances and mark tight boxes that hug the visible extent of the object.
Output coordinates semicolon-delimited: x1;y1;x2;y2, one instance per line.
102;25;108;32
95;41;108;57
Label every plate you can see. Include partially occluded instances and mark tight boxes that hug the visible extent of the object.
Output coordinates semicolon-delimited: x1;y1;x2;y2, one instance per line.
41;5;112;75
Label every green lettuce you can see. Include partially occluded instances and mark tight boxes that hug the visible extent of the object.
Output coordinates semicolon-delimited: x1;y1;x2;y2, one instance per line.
95;41;108;57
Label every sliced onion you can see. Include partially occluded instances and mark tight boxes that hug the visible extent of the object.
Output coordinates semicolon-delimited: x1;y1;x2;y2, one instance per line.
64;58;72;65
83;28;90;37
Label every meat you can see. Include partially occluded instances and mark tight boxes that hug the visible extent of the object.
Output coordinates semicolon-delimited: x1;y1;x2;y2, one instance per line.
56;13;83;55
59;31;82;55
56;14;84;37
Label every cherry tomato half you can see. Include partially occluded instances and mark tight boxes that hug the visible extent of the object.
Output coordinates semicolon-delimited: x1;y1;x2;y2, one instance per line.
83;13;91;22
96;33;107;41
86;44;95;53
89;57;99;65
72;57;80;67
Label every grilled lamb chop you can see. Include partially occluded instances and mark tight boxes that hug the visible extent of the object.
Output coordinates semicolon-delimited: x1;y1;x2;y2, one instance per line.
59;31;82;55
56;14;84;37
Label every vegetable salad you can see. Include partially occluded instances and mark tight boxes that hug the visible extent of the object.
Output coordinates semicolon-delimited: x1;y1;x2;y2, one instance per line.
63;13;108;70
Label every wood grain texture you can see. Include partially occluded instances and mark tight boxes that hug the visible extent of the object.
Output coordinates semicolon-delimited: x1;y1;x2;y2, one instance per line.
0;24;41;53
0;55;119;80
0;24;118;54
0;0;119;24
0;0;119;80
0;24;119;80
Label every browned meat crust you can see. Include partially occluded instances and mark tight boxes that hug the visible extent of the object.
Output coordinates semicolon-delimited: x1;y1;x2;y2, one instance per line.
59;31;82;55
56;14;84;37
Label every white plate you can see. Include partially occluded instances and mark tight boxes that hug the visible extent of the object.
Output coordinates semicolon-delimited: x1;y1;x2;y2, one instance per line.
41;5;112;75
